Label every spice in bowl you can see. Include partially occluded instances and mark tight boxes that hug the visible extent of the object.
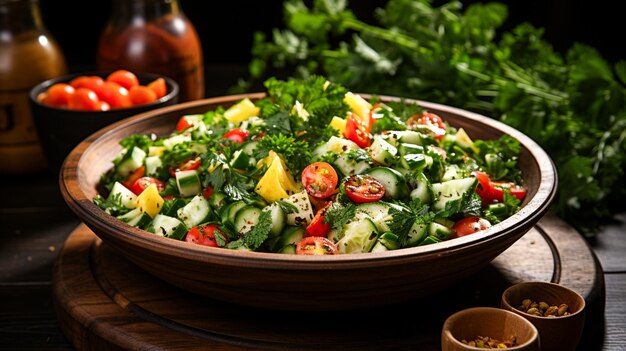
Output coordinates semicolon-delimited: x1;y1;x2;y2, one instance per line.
518;299;570;317
461;335;518;348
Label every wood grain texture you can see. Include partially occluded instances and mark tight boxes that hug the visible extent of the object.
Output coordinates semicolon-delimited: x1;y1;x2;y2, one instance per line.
52;215;603;351
58;95;557;311
604;274;626;351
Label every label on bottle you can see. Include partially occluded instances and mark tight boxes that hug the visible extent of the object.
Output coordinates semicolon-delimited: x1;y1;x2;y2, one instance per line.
0;88;47;174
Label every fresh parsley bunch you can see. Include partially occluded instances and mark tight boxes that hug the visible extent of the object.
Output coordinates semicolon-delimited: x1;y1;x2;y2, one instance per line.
241;0;626;236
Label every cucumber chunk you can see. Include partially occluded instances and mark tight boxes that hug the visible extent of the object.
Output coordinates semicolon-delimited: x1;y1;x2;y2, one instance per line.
363;167;410;200
177;195;211;228
336;217;379;254
234;206;262;234
108;182;137;209
176;170;202;198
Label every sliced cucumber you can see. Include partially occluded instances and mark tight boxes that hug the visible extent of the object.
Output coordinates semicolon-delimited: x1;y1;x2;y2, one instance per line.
108;182;137;209
377;231;400;250
177;195;212;228
161;197;187;217
370;241;389;253
363;167;410;200
234;206;262;234
405;222;429;247
333;153;371;176
278;244;296;254
384;130;426;146
117;208;150;228
144;155;162;177
273;226;306;252
336;217;379;254
355;202;392;233
398;143;424;156
146;214;187;238
116;147;146;177
220;200;247;226
162;133;192;150
208;191;228;209
409;172;432;204
428;222;455;241
400;153;430;172
369;136;398;165
441;164;468;182
175;169;201;198
230;150;251;170
265;204;286;237
313;136;359;158
431;177;477;212
419;235;442;246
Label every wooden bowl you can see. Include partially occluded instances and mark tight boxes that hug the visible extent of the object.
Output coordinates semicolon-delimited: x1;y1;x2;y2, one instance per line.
501;282;586;351
59;94;557;311
441;307;540;351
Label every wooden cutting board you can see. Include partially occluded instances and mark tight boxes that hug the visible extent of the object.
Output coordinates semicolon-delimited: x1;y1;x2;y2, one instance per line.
52;215;604;350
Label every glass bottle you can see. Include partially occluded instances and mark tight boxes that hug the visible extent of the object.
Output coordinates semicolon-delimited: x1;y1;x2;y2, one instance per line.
96;0;204;102
0;0;67;174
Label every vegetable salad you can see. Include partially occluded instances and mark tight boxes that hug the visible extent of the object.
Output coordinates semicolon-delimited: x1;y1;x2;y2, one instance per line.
95;76;526;255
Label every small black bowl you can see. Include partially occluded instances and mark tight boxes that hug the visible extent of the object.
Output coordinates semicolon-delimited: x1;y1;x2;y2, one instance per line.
29;71;179;175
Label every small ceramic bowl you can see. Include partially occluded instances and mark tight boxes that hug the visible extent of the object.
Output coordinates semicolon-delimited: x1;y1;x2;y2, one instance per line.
442;307;539;351
501;282;586;351
29;71;179;174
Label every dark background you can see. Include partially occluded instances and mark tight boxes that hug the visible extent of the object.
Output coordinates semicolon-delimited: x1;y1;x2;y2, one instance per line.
40;0;624;92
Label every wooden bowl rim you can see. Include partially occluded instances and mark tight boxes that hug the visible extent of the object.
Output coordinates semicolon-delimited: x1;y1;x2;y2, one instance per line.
501;281;586;320
60;93;557;269
442;306;540;349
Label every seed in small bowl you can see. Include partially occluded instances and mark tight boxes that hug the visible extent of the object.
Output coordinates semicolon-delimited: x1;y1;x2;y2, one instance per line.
461;335;518;348
518;299;570;317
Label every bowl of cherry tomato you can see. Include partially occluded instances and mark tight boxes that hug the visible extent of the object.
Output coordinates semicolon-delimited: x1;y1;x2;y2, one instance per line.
29;70;179;174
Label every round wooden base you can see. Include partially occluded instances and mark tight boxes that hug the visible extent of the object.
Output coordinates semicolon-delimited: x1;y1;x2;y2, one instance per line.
53;215;604;350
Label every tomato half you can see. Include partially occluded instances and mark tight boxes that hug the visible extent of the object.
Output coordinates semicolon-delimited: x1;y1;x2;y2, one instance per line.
453;216;491;237
175;115;199;131
306;201;332;237
122;166;145;189
343;175;385;203
223;128;249;143
129;176;166;195
473;171;526;204
301;162;339;199
106;70;139;91
344;114;371;148
169;157;201;177
295;236;339;255
407;111;446;140
185;224;227;247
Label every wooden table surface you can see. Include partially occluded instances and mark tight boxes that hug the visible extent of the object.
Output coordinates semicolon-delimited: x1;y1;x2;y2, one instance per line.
1;70;625;349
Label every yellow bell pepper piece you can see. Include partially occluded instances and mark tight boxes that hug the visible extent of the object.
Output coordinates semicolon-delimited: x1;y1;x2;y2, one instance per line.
329;116;347;134
135;183;164;218
255;154;300;202
344;92;372;123
224;98;260;123
148;146;167;157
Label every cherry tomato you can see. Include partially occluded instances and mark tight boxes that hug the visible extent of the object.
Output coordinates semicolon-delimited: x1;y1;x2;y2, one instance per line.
175;115;199;131
163;195;177;201
343;175;385;203
106;70;139;90
185;224;228;247
69;76;104;97
98;81;131;108
129;176;166;195
344;114;371;148
473;171;527;204
122;166;145;189
41;83;75;107
202;185;214;199
147;78;167;99
169;157;201;177
223;128;249;143
67;88;100;111
453;216;491;237
306;202;332;237
295;236;339;255
301;162;339;199
407;111;446;140
99;101;111;111
129;85;157;105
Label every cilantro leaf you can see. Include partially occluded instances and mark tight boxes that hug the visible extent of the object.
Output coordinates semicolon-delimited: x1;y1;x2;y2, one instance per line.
324;202;356;235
